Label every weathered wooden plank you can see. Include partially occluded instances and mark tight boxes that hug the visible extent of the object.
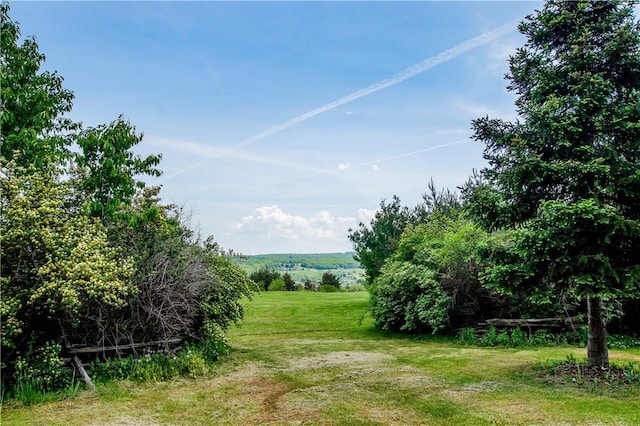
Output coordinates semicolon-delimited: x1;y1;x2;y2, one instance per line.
67;338;183;354
72;355;95;389
477;316;583;328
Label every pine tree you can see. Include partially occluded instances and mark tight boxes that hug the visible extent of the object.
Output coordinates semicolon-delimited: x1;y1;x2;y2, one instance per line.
467;0;640;368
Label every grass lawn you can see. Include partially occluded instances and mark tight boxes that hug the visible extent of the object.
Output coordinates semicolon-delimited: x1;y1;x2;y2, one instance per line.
3;291;639;425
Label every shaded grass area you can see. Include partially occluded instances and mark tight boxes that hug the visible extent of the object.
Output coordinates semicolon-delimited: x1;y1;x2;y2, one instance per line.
3;292;639;425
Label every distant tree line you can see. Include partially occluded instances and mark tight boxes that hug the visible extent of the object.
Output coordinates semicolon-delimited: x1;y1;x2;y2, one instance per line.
235;252;361;271
249;268;342;292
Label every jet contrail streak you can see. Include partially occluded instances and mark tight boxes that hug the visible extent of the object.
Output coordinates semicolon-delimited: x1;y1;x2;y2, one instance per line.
233;21;516;149
278;138;472;185
355;138;472;168
164;21;517;181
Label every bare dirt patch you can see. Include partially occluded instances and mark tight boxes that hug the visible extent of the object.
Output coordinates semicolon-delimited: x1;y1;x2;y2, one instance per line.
245;378;291;410
287;350;395;370
89;418;161;426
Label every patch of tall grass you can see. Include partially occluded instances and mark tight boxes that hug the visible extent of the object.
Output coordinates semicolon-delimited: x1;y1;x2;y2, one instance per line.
458;325;588;348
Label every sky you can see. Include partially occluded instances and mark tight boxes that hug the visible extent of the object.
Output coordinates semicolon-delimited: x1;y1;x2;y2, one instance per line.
10;1;545;255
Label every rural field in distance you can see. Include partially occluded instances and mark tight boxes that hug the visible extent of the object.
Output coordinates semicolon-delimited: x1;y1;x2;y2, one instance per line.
233;252;366;288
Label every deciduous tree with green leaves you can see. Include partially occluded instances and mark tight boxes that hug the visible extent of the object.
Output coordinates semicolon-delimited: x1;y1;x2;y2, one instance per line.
466;0;640;368
0;3;76;168
74;116;162;220
349;182;461;285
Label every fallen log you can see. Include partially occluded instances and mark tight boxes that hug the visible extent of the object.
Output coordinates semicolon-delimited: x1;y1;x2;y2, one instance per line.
477;316;583;329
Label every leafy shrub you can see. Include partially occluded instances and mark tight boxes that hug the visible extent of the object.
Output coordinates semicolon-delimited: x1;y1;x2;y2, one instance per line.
268;278;286;291
608;334;640;349
88;346;210;384
303;279;315;291
318;284;338;293
249;267;281;291
199;320;229;361
620;362;640;384
347;284;367;292
175;346;209;379
320;272;341;289
462;326;588;348
480;326;500;346
12;341;72;393
282;273;296;291
509;328;528;347
370;261;450;333
459;328;478;345
89;356;136;384
0;6;256;400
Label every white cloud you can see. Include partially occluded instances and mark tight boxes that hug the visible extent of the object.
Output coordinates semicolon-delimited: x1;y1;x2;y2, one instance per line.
372;164;380;172
357;208;377;224
337;162;351;171
231;205;360;242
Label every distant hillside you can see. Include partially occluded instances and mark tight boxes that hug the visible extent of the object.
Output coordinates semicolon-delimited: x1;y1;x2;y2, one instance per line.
233;252;364;287
234;252;360;271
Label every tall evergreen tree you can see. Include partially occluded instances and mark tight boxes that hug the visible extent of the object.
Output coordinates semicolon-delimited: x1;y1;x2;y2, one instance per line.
466;0;640;368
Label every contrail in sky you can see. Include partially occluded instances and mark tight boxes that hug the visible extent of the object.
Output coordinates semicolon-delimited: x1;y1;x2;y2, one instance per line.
164;21;517;181
278;138;473;184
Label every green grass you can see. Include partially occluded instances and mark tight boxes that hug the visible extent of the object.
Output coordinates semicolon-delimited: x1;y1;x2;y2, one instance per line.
3;292;639;425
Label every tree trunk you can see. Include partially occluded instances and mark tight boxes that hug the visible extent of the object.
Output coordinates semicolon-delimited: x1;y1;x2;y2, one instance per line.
587;296;609;369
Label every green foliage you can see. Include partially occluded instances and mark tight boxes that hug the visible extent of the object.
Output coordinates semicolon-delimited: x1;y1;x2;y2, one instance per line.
282;272;296;291
368;210;514;334
0;163;135;352
199;254;257;331
459;326;588;348
249;267;281;291
303;278;315;291
346;284;367;292
268;278;286;291
199;321;229;361
608;334;640;349
318;284;338;293
74;116;162;220
348;196;414;284
370;261;450;333
483;199;640;301
236;252;361;271
0;5;257;399
458;328;478;345
349;181;462;285
88;346;210;384
620;362;640;384
320;271;341;289
465;0;640;367
12;341;71;393
0;3;76;168
237;254;365;289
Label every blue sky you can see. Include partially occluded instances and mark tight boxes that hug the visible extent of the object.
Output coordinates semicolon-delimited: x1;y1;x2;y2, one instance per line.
12;1;543;254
